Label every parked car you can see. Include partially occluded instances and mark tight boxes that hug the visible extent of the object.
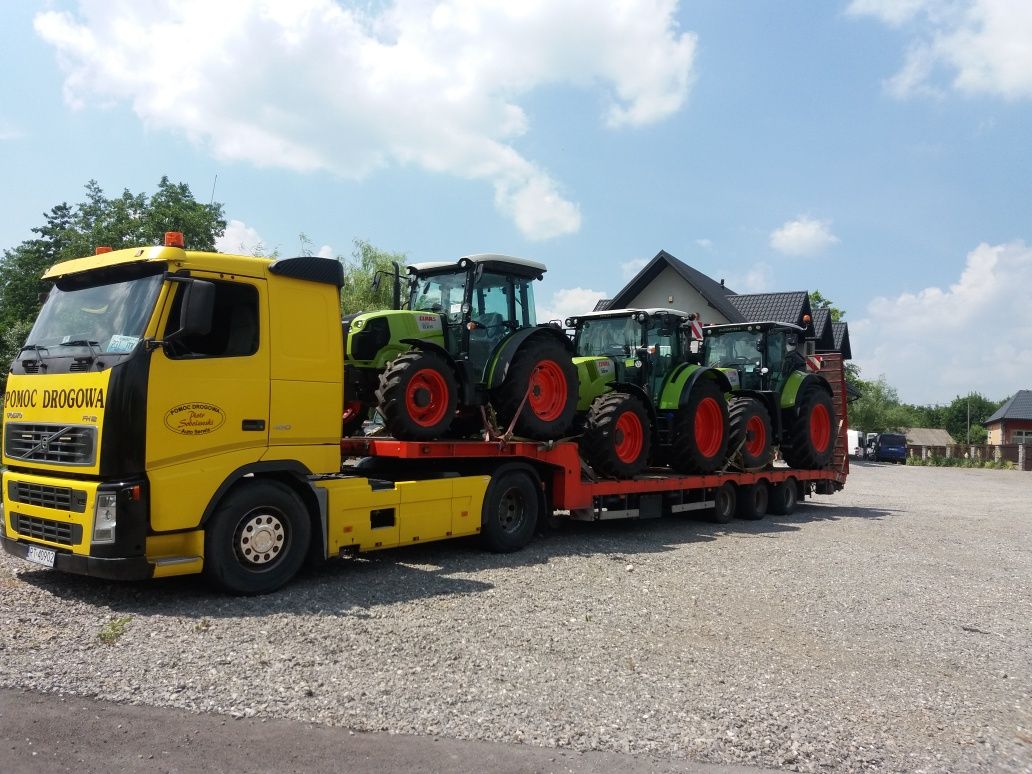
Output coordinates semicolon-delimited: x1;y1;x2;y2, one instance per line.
872;432;907;464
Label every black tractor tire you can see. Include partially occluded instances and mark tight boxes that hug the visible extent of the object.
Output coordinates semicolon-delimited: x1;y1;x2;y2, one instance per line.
203;480;311;596
480;468;540;553
377;350;458;440
709;482;737;524
728;396;774;471
768;478;799;515
782;385;836;469
491;339;578;440
669;378;730;474
581;392;651;479
735;482;769;520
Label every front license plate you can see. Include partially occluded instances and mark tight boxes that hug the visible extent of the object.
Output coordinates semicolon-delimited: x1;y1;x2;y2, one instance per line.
26;545;56;568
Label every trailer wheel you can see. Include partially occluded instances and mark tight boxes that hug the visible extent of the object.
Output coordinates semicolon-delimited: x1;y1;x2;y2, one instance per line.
728;397;773;470
768;478;798;515
492;339;578;440
581;392;651;479
735;482;768;520
669;378;729;474
709;482;736;524
204;480;311;595
377;350;458;440
783;385;835;469
481;469;540;552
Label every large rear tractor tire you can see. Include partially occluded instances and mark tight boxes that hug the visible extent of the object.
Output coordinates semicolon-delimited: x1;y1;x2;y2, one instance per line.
581;392;651;479
728;397;774;471
669;378;729;474
203;480;311;595
377;350;458;440
782;385;836;469
492;339;578;440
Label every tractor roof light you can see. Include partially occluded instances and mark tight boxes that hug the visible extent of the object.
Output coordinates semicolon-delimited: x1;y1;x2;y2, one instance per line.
164;231;185;248
95;246;112;254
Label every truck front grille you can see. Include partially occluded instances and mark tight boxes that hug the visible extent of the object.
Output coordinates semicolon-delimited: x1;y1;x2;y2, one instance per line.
10;513;82;546
7;481;88;513
3;423;97;466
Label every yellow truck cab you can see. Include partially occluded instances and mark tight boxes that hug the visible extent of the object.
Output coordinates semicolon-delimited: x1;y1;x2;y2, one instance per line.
1;234;489;593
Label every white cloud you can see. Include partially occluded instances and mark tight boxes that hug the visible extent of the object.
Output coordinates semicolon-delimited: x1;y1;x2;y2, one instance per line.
317;244;334;259
216;219;264;255
537;287;608;325
35;0;696;240
769;216;839;256
695;238;713;250
723;261;773;293
621;258;649;279
0;119;22;141
855;240;1032;404
848;0;1032;100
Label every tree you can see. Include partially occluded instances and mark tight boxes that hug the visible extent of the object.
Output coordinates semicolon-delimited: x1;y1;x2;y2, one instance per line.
340;239;407;315
809;290;845;322
0;178;226;394
941;393;1002;445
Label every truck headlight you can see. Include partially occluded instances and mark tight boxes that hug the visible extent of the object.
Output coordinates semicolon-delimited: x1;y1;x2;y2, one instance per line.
93;493;118;544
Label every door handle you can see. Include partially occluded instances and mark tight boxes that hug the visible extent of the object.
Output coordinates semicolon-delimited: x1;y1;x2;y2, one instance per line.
242;420;266;431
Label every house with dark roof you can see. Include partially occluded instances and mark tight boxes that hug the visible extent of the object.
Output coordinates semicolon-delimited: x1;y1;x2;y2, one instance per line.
831;321;852;361
727;291;816;338
603;250;744;324
984;390;1032;444
810;309;838;353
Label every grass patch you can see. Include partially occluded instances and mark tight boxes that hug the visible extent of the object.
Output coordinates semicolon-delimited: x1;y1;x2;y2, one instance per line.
98;615;133;645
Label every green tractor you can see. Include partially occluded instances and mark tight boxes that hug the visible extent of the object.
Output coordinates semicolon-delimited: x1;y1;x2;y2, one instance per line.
342;254;578;441
700;321;836;470
567;308;733;478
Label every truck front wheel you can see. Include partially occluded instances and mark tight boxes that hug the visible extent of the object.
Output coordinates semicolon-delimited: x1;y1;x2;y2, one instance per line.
204;480;311;595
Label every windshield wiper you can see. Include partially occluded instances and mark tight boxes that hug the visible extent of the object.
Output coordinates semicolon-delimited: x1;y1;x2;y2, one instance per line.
18;344;50;369
59;340;102;360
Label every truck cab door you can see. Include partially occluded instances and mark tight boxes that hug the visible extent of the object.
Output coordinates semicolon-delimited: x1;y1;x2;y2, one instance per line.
145;276;270;532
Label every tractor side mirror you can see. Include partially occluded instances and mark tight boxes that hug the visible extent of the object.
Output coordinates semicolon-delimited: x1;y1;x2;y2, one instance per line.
371;273;382;292
803;340;816;357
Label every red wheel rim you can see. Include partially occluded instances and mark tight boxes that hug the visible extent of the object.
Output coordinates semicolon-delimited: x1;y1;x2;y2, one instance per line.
744;414;767;458
693;396;724;457
405;368;450;427
527;360;568;422
342;400;363;423
613;409;644;464
810;403;831;452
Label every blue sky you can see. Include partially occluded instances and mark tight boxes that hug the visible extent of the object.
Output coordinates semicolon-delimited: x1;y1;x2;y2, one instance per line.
2;1;1031;405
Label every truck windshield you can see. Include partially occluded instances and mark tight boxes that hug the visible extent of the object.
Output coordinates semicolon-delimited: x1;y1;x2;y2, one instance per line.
410;269;467;319
26;264;165;355
575;317;640;357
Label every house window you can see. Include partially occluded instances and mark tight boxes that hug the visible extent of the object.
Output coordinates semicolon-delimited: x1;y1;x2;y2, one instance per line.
1012;429;1032;444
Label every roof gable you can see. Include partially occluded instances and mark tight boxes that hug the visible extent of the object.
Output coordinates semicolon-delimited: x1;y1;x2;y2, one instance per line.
728;291;815;337
811;309;837;351
609;250;744;323
831;321;852;360
985;390;1032;424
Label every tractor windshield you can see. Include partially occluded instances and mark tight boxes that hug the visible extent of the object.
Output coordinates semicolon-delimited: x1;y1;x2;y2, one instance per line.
575;316;641;357
410;269;467;320
703;330;763;369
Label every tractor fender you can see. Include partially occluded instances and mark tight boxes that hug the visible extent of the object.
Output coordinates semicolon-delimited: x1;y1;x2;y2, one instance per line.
657;365;733;411
607;382;658;425
484;325;573;389
780;371;833;410
399;338;458;369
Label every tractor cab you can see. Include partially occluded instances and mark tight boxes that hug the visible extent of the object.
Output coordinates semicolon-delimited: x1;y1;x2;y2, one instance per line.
701;321;808;393
569;308;696;399
406;254;543;376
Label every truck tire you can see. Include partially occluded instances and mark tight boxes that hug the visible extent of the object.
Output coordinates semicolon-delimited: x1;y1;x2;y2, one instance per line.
709;481;736;524
783;385;835;469
581;392;651;479
377;350;458;440
203;480;311;595
768;478;798;515
669;378;729;474
728;397;773;471
492;339;578;440
480;469;540;552
735;482;768;520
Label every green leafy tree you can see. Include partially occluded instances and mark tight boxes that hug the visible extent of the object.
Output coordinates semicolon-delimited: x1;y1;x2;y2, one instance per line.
809;290;845;322
0;178;225;394
340;239;407;315
941;393;1002;444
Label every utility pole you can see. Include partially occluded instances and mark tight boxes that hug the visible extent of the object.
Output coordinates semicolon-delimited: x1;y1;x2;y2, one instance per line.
967;393;971;444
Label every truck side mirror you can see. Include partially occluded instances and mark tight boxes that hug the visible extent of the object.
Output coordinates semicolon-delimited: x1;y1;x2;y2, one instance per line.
178;279;215;337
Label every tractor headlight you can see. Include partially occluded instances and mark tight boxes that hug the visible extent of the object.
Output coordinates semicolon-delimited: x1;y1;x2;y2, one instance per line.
93;493;118;544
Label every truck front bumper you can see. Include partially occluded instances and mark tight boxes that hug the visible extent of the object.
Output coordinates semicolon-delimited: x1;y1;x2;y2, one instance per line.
1;532;154;581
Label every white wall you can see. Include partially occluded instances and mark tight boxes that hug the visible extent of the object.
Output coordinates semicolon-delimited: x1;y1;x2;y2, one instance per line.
623;265;733;324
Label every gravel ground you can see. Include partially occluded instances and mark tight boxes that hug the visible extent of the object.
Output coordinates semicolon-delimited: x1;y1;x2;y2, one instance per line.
1;462;1030;773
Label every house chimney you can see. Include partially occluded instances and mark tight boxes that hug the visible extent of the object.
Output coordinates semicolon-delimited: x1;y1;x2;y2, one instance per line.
720;279;724;286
